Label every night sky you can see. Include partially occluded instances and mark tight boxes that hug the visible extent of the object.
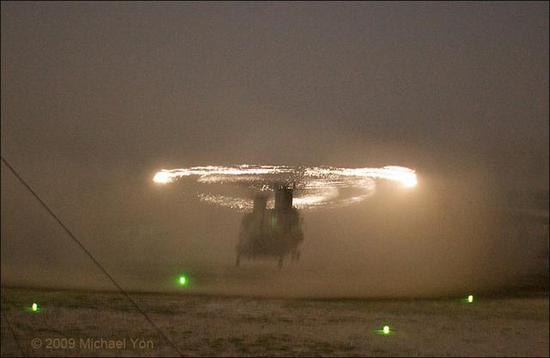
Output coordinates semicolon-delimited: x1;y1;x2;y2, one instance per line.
1;2;548;294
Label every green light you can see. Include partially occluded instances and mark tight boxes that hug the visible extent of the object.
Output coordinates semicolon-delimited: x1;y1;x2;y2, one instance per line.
374;324;392;335
179;275;187;286
467;295;474;303
31;303;39;312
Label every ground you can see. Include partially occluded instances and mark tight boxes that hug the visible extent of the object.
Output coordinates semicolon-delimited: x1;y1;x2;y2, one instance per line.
1;288;548;357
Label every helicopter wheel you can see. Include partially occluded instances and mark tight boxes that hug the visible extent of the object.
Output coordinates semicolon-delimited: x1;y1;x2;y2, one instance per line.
290;250;300;262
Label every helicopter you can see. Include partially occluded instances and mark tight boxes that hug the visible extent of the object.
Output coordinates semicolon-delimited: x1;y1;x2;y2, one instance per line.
236;184;304;269
152;164;417;268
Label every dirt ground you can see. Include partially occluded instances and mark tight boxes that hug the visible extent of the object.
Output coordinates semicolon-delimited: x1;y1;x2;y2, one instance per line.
1;287;548;357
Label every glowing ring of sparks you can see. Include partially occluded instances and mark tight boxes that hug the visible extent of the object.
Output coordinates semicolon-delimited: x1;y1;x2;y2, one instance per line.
153;165;417;210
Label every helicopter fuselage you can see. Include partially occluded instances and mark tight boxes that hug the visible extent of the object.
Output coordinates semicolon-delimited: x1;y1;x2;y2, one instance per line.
236;187;303;267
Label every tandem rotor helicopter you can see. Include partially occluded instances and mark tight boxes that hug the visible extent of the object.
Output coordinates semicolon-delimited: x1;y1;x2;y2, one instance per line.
237;183;303;268
152;164;417;268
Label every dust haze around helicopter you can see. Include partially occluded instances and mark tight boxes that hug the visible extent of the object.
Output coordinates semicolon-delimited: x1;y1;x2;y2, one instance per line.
1;160;547;298
1;2;548;298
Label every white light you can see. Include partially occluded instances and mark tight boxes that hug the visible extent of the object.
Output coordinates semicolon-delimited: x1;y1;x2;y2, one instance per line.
401;174;418;188
153;171;172;184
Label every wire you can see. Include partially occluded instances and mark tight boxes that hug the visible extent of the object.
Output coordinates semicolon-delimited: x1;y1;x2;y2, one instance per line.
0;156;184;357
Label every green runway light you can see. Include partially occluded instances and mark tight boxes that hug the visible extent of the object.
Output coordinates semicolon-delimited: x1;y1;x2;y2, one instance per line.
467;294;474;303
179;275;187;286
375;324;392;335
31;303;40;312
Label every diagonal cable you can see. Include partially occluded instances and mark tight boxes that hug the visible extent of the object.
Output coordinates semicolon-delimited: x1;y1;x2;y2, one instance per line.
0;155;183;357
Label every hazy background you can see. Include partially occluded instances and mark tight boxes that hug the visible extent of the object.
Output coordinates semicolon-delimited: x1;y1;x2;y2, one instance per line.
1;2;548;297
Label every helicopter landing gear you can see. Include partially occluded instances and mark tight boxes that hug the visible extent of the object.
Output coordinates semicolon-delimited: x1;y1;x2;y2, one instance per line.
290;250;301;262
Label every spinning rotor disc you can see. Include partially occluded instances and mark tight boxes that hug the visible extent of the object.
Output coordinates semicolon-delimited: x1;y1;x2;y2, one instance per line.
153;164;417;211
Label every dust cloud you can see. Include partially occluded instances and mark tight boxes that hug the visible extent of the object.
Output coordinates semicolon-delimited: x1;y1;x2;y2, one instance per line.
1;1;548;299
2;160;547;298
